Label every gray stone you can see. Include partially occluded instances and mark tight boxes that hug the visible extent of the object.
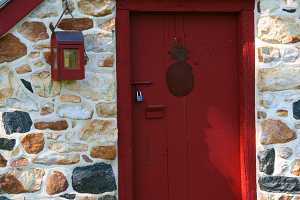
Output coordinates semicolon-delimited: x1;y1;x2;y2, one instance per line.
98;195;117;200
2;111;32;135
60;193;76;199
0;138;15;150
0;197;10;200
278;147;293;159
84;33;114;53
258;148;275;175
283;47;299;62
72;163;117;194
258;176;300;193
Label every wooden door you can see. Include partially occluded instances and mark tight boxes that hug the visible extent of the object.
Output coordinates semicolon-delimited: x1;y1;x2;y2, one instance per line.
131;12;242;200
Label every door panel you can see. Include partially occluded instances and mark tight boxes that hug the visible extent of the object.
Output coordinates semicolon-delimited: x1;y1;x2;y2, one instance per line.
131;12;241;200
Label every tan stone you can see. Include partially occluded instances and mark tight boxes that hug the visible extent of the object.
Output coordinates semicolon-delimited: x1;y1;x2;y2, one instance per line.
31;71;61;97
96;102;117;117
40;102;54;115
21;133;44;154
34;120;68;131
0;153;7;167
78;0;115;17
0;66;14;103
277;109;289;117
46;171;68;195
58;18;94;31
80;119;117;141
48;142;88;153
90;145;116;160
0;168;44;193
33;153;80;165
0;33;27;63
279;195;293;200
33;43;50;49
43;51;51;65
258;16;300;44
18;21;49;42
28;51;40;59
10;157;29;167
100;18;115;32
60;95;81;103
15;64;32;74
260;119;296;145
291;160;300;176
257;192;269;200
258;67;300;91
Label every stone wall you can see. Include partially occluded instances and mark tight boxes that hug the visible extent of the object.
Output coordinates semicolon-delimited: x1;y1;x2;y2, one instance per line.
256;0;300;199
0;0;117;199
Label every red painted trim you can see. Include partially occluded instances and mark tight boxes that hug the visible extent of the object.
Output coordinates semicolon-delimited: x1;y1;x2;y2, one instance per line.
239;10;256;200
0;0;44;38
116;2;256;200
116;9;134;200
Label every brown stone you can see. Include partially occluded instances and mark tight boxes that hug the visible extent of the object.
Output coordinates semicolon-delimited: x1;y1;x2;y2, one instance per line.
58;18;94;31
15;64;32;74
21;133;44;154
0;153;7;167
43;51;51;65
0;33;27;63
46;171;68;195
260;119;296;145
60;95;81;103
10;157;29;167
18;21;49;42
277;109;289;117
90;145;116;160
102;55;114;67
0;174;26;194
34;120;68;131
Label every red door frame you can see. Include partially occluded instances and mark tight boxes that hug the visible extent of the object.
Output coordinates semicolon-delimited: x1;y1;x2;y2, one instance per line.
116;1;256;200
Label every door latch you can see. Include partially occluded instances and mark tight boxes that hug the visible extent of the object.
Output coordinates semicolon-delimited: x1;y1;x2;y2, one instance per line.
136;89;144;102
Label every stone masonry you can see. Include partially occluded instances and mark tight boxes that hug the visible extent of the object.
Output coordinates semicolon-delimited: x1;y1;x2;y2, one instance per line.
0;0;117;199
256;0;300;199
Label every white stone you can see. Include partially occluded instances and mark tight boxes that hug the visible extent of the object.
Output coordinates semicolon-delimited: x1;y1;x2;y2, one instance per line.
260;0;280;13
84;33;114;53
32;153;80;165
48;141;88;153
278;147;293;159
62;72;115;101
31;71;61;98
57;104;93;120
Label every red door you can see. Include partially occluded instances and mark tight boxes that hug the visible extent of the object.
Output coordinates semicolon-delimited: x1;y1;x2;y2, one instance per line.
131;13;242;200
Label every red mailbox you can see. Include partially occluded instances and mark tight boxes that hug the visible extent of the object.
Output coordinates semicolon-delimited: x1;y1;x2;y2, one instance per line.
51;31;85;80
